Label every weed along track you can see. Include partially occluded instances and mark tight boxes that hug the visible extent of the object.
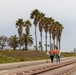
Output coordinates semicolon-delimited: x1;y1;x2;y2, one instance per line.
11;58;76;75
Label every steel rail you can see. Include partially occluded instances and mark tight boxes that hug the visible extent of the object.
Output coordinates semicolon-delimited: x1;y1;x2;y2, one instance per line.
13;58;76;75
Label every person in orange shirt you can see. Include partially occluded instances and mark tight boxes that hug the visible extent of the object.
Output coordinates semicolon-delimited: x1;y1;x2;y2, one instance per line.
49;49;55;63
55;47;61;63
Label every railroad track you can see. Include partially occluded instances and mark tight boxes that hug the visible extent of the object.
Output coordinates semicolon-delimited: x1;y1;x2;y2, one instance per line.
12;58;76;75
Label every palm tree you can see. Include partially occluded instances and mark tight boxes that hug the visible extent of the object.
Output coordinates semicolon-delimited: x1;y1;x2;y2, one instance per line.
8;35;18;50
24;20;32;50
22;33;27;50
48;17;54;50
54;21;60;48
57;23;64;49
30;9;40;50
39;12;45;51
44;17;49;51
52;21;64;50
52;22;56;50
28;35;34;49
22;33;33;50
16;19;24;50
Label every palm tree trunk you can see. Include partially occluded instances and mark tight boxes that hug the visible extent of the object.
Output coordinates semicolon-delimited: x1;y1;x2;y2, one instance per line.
35;26;37;50
53;39;55;50
41;31;42;51
50;34;51;50
19;36;21;50
2;46;3;50
25;43;26;50
25;42;27;50
45;32;47;51
56;38;58;48
13;47;15;50
27;35;28;50
59;40;60;50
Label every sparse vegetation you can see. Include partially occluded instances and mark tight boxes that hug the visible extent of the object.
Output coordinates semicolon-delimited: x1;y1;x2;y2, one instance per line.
61;52;76;57
0;50;76;64
0;50;49;63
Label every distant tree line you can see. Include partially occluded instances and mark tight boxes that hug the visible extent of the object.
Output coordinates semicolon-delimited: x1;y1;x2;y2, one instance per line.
0;35;33;50
0;9;64;51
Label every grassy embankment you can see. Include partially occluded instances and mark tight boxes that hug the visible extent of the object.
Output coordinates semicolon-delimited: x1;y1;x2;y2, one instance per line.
0;50;76;64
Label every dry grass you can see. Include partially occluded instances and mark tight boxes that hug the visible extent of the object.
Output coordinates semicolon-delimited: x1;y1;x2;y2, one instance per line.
0;50;76;63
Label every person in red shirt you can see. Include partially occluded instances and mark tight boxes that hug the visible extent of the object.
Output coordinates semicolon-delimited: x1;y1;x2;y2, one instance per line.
55;47;61;63
49;49;55;63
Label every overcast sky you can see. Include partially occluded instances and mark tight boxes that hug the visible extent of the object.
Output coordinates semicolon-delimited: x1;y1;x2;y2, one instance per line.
0;0;76;52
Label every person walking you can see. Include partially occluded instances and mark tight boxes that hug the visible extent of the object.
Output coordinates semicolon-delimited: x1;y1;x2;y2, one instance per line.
55;47;61;63
49;49;55;63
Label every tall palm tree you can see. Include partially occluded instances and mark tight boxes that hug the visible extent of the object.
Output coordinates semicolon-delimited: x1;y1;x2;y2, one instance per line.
24;20;32;50
44;17;49;51
54;21;60;48
52;21;64;50
57;23;64;49
16;19;24;50
30;9;40;50
48;17;54;50
52;22;56;50
8;35;18;50
39;12;45;51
